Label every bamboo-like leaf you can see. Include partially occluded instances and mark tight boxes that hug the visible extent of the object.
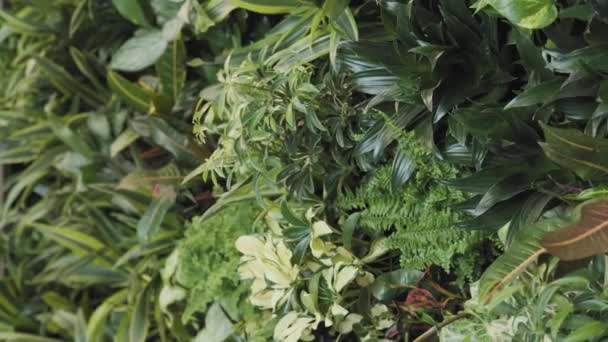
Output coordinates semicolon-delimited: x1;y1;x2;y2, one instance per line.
0;9;49;35
110;128;140;157
229;0;300;14
107;71;153;113
36;57;108;107
31;223;117;267
75;309;87;342
0;332;64;342
156;37;186;103
130;285;152;342
46;112;94;159
87;290;128;342
69;47;109;95
137;191;176;242
541;200;608;260
129;116;197;162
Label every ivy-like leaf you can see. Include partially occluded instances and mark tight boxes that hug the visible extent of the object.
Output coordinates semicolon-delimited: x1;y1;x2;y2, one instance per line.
483;0;558;29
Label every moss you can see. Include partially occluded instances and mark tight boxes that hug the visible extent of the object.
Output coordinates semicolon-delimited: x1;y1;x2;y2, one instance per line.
175;200;263;322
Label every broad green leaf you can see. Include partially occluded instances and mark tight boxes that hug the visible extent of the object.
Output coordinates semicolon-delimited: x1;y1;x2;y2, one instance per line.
156;37;186;103
540;123;608;180
504;78;563;109
112;0;150;26
229;0;300;14
371;269;424;301
563;321;608;342
137;191;176;242
111;128;140;157
130;285;152;342
391;149;416;190
111;30;168;72
541;200;608;260
478;212;568;302
193;302;234;342
508;192;553;245
484;0;558;29
107;71;153;113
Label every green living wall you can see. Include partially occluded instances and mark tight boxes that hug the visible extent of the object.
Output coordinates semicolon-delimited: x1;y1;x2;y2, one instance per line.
2;0;608;341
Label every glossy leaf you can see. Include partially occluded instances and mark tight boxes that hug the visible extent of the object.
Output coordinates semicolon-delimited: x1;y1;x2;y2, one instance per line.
130;285;152;342
107;71;153;113
371;269;424;301
229;0;300;14
540;123;608;180
111;30;168;72
112;0;150;26
542;200;608;260
479;213;566;301
484;0;558;29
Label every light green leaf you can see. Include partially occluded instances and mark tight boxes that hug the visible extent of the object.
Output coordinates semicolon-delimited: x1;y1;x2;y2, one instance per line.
111;30;168;72
229;0;300;14
563;321;608;342
111;128;140;157
87;290;128;342
112;0;150;26
484;0;558;29
194;302;234;342
0;8;49;35
130;285;152;342
0;333;64;342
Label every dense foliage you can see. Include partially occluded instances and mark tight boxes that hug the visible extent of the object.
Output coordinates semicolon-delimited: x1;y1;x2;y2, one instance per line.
3;0;608;341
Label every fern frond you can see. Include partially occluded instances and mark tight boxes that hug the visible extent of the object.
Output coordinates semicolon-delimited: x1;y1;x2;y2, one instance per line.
339;127;484;275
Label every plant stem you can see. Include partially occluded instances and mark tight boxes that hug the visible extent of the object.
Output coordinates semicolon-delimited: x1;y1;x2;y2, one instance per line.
412;312;470;342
